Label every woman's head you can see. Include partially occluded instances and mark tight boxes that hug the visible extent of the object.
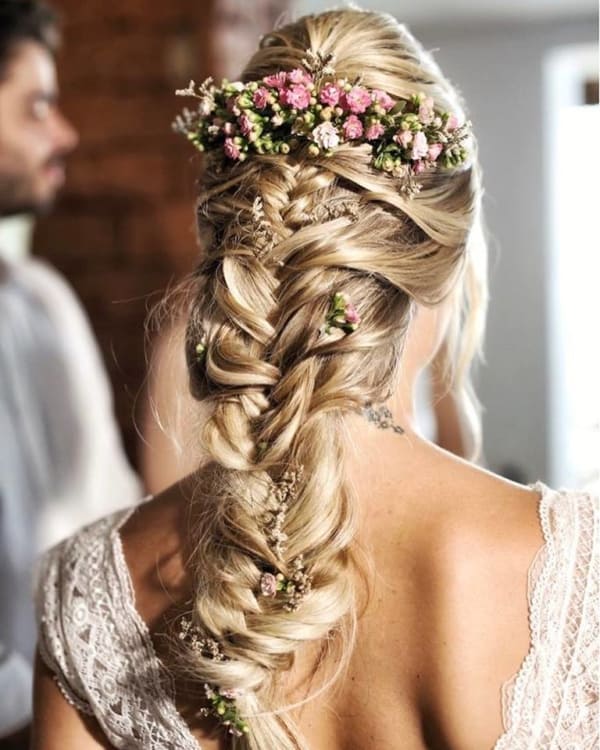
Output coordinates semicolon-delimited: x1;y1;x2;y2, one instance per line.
170;8;487;748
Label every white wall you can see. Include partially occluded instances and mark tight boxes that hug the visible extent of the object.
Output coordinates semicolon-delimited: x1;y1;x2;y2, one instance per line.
410;17;597;482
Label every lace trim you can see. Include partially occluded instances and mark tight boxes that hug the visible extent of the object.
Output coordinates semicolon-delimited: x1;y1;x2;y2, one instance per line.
492;481;599;749
36;503;201;750
110;507;201;749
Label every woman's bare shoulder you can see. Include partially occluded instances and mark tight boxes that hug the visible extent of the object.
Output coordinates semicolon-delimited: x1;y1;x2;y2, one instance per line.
407;471;547;749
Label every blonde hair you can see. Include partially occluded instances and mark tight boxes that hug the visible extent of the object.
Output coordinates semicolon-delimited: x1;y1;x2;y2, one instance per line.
167;8;488;748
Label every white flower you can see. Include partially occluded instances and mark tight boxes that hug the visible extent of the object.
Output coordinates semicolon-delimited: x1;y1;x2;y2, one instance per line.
311;122;340;150
198;96;215;117
411;130;429;160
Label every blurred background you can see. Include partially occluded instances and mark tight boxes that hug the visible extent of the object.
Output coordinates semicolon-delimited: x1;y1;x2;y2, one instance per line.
1;0;598;486
0;1;597;745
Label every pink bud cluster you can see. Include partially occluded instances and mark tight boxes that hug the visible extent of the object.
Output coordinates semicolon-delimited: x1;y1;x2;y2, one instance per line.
174;65;471;196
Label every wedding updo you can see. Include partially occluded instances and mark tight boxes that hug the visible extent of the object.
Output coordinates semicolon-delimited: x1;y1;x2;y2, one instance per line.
174;9;488;748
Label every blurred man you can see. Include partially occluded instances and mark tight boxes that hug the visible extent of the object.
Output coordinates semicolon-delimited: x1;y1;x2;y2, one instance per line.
0;2;140;744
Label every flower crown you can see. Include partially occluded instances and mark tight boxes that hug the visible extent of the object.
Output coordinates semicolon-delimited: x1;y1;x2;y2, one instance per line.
173;50;471;197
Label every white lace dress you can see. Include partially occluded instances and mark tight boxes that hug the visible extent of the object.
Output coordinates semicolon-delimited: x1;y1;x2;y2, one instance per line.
35;481;599;749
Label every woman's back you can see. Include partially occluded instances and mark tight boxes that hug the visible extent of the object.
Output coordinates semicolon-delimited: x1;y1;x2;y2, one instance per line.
102;433;587;750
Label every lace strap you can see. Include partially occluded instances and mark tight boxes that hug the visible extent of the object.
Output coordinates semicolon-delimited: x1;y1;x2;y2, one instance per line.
34;505;201;749
34;511;129;714
494;483;599;749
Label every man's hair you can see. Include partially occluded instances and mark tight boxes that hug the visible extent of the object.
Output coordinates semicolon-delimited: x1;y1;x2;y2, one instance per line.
0;0;59;78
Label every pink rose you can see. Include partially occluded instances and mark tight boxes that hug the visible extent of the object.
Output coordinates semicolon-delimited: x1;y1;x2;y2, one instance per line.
263;72;287;89
280;84;311;110
418;96;435;125
288;68;313;86
411;131;429;160
223;137;241;160
446;113;460;131
394;129;413;148
344;302;361;326
311;122;340;149
428;142;443;161
253;87;270;109
319;83;341;107
365;122;385;141
342;114;364;140
239;114;253;137
372;89;394;112
260;572;278;597
413;160;426;174
341;86;372;114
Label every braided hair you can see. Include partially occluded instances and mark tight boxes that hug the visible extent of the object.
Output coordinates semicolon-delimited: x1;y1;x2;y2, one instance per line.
169;9;487;748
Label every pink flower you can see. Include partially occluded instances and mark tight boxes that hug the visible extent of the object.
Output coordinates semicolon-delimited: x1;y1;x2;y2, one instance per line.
365;122;385;141
446;113;460;131
342;114;364;140
428;142;443;161
223;138;241;160
411;131;429;160
418;96;435;125
341;86;372;114
288;68;313;86
263;72;287;89
413;160;426;174
372;89;395;112
280;84;311;110
311;122;340;149
394;129;413;148
253;87;270;109
238;114;253;137
260;572;278;597
344;302;361;326
319;83;341;107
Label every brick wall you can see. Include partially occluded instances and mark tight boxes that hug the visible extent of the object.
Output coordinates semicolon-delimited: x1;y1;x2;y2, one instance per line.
34;0;289;464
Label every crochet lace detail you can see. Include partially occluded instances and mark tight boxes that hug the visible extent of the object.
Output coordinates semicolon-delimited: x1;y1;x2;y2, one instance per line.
35;483;599;749
493;482;599;749
35;505;201;749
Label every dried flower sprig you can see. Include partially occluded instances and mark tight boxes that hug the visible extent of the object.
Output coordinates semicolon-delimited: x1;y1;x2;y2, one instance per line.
323;292;361;335
259;555;313;612
250;195;276;259
178;618;248;735
178;616;228;662
173;56;471;198
262;467;304;558
200;684;249;737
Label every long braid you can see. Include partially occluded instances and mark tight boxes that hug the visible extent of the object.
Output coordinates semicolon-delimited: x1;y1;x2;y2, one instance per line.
169;9;485;749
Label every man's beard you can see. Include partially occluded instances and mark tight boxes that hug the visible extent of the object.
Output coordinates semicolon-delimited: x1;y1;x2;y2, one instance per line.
0;156;65;217
0;172;55;217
